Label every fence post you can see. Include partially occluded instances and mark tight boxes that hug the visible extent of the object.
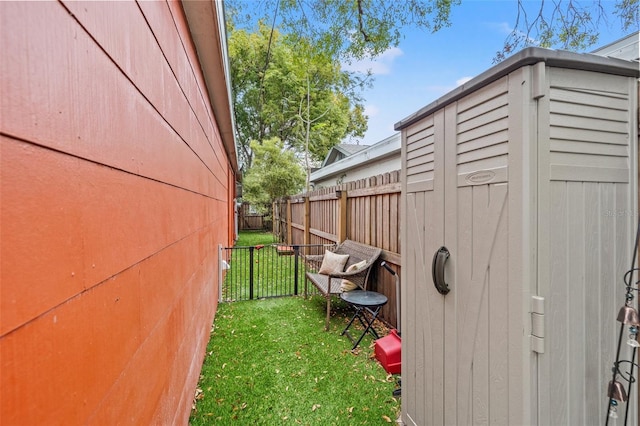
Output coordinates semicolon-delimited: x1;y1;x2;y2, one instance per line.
337;189;348;243
249;246;254;300
218;244;223;302
287;198;293;245
293;245;300;295
272;201;276;237
304;196;310;246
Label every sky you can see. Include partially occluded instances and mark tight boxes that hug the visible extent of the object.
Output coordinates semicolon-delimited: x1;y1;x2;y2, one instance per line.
343;1;638;146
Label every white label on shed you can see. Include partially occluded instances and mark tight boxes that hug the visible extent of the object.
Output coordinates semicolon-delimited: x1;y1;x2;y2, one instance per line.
465;170;496;185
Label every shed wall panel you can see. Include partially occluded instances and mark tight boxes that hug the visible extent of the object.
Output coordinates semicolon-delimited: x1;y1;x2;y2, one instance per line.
455;77;509;182
406;119;436;188
402;107;446;425
401;57;638;425
549;68;632;183
540;180;634;423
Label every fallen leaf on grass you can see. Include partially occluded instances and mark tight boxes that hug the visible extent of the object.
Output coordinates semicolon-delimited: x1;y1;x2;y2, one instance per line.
194;388;204;401
232;402;248;412
382;415;392;422
312;404;321;411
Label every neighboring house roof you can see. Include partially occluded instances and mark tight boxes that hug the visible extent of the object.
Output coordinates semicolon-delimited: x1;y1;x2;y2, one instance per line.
321;143;368;167
591;31;639;62
311;133;401;186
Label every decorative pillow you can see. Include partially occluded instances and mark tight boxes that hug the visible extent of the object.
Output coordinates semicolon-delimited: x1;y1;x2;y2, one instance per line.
318;250;349;275
340;260;368;292
340;280;359;292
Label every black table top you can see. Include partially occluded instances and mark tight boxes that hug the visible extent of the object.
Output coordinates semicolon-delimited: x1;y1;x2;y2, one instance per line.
340;290;388;307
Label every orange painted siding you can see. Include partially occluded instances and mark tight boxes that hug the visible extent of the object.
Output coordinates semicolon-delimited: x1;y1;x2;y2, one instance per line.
1;1;234;424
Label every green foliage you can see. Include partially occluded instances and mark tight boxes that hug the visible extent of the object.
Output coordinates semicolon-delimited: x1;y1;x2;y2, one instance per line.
230;0;460;61
615;0;639;31
190;296;400;425
242;138;305;213
229;0;638;64
228;20;368;168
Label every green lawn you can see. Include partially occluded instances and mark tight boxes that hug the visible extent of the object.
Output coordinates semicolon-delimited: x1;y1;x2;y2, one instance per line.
190;295;400;425
233;230;278;247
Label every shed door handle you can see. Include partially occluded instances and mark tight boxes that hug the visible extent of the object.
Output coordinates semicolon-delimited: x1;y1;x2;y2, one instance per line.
432;246;450;295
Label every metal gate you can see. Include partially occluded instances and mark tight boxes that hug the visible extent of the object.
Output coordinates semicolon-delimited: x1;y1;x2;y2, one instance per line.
219;243;334;302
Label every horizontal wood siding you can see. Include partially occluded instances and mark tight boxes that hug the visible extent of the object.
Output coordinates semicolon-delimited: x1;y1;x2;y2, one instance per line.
1;2;233;424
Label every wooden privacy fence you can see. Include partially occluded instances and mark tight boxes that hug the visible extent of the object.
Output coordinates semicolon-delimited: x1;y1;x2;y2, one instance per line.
273;171;402;328
238;202;269;230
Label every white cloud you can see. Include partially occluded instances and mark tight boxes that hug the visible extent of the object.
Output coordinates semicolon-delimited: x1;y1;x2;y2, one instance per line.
364;104;380;117
424;75;475;97
490;21;514;35
342;47;404;75
425;84;455;95
486;21;538;45
456;76;473;86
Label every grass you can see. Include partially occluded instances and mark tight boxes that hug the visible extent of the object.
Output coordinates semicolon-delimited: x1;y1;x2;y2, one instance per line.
234;230;278;246
189;295;400;425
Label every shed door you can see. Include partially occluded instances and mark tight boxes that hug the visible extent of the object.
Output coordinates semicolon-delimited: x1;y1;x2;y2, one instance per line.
402;76;523;425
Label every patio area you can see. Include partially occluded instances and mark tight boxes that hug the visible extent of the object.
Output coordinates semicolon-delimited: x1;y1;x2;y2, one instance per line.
189;295;401;425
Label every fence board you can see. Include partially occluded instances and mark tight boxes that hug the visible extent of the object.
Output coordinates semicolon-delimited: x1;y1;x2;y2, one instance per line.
238;202;267;230
274;170;402;327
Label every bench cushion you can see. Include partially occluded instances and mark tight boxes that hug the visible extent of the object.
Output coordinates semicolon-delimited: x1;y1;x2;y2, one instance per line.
341;260;367;291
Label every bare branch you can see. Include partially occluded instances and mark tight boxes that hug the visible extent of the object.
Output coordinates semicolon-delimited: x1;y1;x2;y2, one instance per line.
356;0;371;42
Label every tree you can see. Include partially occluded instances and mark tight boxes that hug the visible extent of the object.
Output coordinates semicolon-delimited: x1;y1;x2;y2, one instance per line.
228;21;368;169
495;0;639;61
228;0;638;63
242;138;306;214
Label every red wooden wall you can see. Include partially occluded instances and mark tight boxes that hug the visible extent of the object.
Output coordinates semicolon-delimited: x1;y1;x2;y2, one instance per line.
0;1;236;424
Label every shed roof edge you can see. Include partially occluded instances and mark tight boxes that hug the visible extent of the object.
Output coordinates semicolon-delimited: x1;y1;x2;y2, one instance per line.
395;46;640;131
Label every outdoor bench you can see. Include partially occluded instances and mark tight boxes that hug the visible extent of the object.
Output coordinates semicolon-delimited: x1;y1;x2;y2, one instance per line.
305;239;382;330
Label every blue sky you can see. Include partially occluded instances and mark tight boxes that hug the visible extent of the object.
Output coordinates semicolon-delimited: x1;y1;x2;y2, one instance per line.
344;1;637;146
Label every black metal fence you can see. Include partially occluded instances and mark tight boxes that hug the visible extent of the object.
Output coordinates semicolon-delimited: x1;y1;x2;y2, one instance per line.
220;243;335;302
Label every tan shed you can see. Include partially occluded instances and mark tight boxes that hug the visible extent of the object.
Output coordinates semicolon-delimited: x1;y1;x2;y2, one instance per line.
395;47;640;425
